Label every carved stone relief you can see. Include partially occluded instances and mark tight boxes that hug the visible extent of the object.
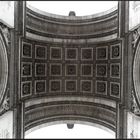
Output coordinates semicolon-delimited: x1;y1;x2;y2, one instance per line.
131;90;140;115
132;26;140;111
132;27;140;51
0;23;10;46
0;24;8;107
0;90;9;115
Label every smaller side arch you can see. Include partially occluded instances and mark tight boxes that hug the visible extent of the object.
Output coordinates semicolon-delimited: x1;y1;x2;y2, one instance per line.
0;26;8;105
133;36;140;108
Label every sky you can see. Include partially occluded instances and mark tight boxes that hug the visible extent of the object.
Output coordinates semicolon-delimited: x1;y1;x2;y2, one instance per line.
25;123;115;139
25;1;117;139
27;1;118;16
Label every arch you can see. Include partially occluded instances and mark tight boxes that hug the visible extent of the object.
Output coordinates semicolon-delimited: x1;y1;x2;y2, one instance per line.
0;26;8;104
26;3;117;21
17;1;122;139
0;1;134;139
25;119;115;137
23;97;116;137
133;36;140;107
25;3;118;42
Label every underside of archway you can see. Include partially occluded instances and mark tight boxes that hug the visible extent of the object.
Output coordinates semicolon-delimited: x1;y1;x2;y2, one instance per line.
1;1;140;139
2;1;140;139
24;96;117;135
16;2;123;138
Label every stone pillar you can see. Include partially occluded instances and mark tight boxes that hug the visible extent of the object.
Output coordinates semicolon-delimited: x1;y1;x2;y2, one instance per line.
13;1;26;138
116;104;128;138
116;1;131;139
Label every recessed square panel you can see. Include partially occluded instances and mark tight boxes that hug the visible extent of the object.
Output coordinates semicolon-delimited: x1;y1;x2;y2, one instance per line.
50;47;62;60
21;81;32;97
96;64;107;77
81;80;92;93
65;48;78;60
50;80;61;92
22;42;32;58
21;62;32;77
110;44;121;59
35;63;46;76
96;46;108;60
81;48;93;60
110;82;120;98
35;80;46;94
110;63;120;78
50;64;62;76
35;45;47;59
65;80;77;92
81;64;93;76
96;81;107;95
65;64;77;76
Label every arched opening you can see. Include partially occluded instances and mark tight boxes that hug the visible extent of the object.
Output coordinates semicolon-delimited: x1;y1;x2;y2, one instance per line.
0;27;8;104
27;1;118;16
25;121;115;139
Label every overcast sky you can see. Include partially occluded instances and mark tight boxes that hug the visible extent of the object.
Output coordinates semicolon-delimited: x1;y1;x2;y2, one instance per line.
25;123;115;139
27;1;118;16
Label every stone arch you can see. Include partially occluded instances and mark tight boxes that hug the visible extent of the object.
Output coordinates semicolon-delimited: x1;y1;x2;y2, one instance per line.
23;96;117;138
133;34;140;108
25;119;115;138
0;27;8;104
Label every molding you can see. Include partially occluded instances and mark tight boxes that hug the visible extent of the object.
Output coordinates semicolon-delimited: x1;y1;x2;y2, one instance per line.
131;90;140;116
26;31;118;44
25;96;116;109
